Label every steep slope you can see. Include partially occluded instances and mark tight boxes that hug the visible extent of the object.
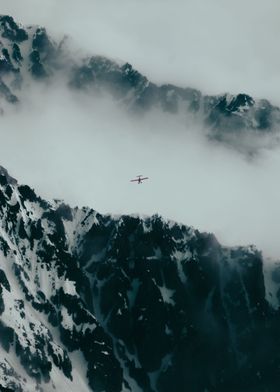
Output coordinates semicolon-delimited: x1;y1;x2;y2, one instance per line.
0;166;280;391
0;14;280;152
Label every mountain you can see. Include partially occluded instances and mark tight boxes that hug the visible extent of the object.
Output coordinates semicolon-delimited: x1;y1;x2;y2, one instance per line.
1;14;280;392
1;15;280;152
0;165;280;391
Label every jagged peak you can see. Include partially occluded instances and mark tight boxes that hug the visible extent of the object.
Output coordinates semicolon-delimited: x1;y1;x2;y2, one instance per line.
0;165;17;185
0;15;28;43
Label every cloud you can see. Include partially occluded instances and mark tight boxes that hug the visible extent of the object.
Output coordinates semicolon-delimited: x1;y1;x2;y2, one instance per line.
1;0;280;102
0;82;280;258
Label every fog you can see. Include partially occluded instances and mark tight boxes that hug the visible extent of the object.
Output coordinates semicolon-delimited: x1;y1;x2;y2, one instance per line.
1;1;280;258
1;0;280;102
0;82;280;258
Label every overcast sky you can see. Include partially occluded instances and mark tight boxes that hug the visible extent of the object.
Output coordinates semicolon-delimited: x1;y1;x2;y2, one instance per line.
1;1;280;258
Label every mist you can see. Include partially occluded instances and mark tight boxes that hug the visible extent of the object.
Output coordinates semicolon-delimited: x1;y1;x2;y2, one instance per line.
0;80;279;258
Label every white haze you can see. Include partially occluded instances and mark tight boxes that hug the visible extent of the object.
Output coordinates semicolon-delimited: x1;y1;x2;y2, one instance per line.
1;84;280;258
1;0;280;103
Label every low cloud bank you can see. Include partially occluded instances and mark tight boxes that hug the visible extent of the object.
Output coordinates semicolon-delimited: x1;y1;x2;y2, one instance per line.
0;83;280;258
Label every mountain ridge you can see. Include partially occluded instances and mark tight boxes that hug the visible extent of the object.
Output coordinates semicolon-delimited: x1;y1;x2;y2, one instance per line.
0;166;280;391
1;14;280;152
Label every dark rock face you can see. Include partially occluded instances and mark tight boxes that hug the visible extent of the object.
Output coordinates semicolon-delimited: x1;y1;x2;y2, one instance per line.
0;81;18;104
205;93;255;131
0;49;15;75
204;93;280;144
0;166;280;391
32;28;55;59
29;49;48;79
78;217;280;392
12;43;23;63
0;16;28;43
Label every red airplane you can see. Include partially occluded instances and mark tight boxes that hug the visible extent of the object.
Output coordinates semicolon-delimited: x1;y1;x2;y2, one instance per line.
130;175;149;184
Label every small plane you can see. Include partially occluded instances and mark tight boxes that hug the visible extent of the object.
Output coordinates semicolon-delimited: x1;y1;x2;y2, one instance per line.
130;175;149;184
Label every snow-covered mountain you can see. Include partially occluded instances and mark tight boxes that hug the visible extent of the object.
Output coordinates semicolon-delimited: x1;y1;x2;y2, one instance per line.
1;165;280;391
1;14;280;152
2;14;280;392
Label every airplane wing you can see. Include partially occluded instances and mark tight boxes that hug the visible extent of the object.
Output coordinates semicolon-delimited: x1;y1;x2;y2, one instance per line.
130;177;149;182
